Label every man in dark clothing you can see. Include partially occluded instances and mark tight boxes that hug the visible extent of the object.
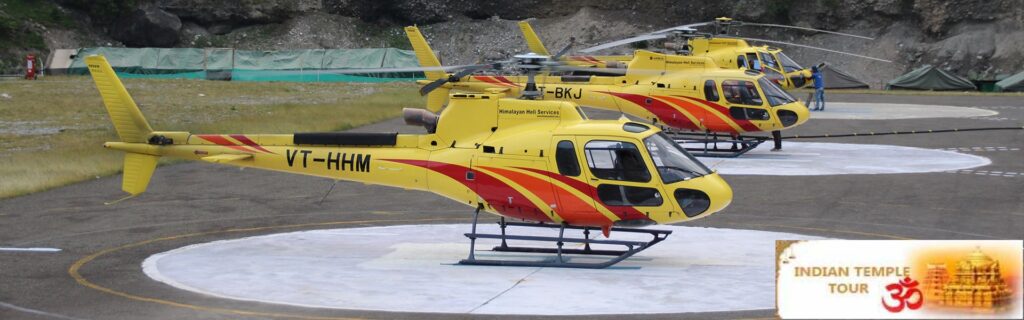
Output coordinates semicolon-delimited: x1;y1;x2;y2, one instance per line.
811;66;825;111
771;130;782;151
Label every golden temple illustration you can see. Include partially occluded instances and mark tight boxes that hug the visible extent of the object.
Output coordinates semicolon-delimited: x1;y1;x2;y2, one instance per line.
924;248;1014;310
923;263;949;302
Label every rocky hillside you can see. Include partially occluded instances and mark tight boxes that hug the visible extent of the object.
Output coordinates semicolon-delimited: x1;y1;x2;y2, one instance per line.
3;0;1022;87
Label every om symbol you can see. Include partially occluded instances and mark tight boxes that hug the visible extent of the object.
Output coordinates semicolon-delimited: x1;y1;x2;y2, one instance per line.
882;277;924;313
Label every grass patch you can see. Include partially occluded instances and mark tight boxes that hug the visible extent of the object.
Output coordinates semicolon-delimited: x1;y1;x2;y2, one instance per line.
0;77;420;198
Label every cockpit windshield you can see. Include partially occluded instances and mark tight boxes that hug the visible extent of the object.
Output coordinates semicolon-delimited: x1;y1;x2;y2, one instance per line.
759;51;780;70
758;77;797;107
643;132;711;184
777;52;803;73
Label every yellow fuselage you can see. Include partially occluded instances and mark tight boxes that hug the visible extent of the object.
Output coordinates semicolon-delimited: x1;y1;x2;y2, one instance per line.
105;93;732;229
436;50;809;135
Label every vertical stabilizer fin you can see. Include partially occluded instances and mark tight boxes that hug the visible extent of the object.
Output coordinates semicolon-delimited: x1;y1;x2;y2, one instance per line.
404;26;445;81
519;21;551;56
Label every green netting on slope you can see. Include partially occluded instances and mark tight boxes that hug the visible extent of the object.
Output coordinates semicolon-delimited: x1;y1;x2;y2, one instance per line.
229;70;415;82
117;71;207;79
234;49;326;70
65;47;423;82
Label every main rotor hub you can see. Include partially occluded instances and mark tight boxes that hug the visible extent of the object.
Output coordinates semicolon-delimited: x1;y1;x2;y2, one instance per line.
513;52;552;69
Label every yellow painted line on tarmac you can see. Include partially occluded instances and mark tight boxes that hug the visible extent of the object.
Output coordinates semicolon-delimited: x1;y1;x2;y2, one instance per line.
69;217;470;320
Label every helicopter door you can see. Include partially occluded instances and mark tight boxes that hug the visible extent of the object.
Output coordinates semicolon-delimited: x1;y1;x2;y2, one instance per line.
577;137;671;224
651;81;705;130
549;138;604;226
471;155;559;223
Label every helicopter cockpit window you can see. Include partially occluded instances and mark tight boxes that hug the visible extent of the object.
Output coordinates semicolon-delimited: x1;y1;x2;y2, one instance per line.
555;140;581;177
721;80;763;106
777;52;803;73
596;184;663;207
758;52;786;82
643;132;711;183
745;53;760;70
729;106;769;120
584;140;651;182
760;52;780;70
703;80;719;102
758;77;797;107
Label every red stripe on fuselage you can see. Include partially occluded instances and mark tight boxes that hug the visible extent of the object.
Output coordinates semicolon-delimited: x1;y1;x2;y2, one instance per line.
595;91;702;131
666;96;761;132
473;76;515;87
515;167;653;223
228;134;274;154
382;159;552;222
196;134;258;153
492;76;520;87
484;166;614;226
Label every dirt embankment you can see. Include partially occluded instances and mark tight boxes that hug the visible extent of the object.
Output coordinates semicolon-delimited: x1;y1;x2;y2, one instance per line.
5;0;1023;87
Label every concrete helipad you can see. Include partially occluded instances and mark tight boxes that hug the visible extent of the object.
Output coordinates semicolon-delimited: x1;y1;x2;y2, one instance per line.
809;102;997;120
143;224;821;315
698;142;990;176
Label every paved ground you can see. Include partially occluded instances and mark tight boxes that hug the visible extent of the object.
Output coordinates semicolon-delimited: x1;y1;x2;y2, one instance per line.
0;93;1021;320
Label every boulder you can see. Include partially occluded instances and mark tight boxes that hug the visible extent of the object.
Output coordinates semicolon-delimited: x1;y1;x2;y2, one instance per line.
112;6;182;47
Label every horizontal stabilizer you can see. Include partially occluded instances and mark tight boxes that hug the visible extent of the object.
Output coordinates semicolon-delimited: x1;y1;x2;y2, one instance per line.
122;153;159;195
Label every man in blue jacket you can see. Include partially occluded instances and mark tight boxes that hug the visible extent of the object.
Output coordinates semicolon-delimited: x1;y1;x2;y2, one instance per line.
811;66;825;111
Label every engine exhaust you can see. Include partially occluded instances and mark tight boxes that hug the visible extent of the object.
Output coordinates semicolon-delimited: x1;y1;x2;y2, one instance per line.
403;108;438;133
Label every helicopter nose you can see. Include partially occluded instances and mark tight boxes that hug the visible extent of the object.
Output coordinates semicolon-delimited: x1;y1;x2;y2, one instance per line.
674;173;733;219
777;101;810;128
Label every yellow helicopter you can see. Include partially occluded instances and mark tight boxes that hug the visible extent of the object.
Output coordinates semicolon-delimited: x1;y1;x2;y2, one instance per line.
527;17;891;89
86;55;732;268
408;26;810;157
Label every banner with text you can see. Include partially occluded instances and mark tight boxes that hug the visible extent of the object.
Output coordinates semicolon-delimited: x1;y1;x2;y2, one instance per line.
776;240;1023;319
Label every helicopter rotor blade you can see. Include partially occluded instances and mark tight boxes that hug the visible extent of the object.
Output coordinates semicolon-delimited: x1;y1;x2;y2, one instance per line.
418;61;515;96
419;65;484;96
648;22;713;35
552;37;575;60
740;22;874;40
579;33;668;53
741;37;893;63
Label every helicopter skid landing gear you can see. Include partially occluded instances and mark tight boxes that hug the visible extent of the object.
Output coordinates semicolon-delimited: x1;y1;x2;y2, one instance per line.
669;131;767;158
458;209;672;269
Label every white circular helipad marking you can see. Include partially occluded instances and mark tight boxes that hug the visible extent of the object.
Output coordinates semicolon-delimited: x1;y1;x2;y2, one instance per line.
810;102;997;120
143;224;820;315
697;142;989;176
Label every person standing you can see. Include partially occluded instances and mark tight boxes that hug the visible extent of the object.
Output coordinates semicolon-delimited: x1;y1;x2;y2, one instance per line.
811;66;825;111
771;130;782;151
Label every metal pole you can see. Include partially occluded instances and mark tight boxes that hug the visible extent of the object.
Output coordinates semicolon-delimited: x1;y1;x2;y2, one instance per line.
556;223;566;263
467;206;481;261
499;217;508;249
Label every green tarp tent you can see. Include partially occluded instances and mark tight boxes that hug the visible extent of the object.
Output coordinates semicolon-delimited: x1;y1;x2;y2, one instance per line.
63;47;423;82
886;65;976;91
994;71;1024;92
821;64;869;89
